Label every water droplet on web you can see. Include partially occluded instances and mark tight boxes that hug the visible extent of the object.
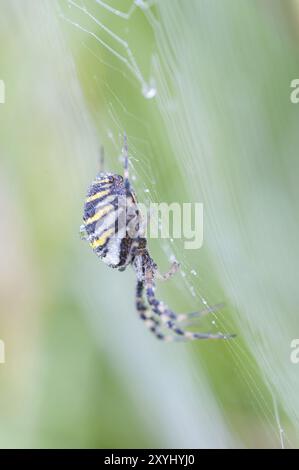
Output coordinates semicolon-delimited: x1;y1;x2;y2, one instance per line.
170;238;174;243
190;286;196;297
212;320;216;325
190;269;197;276
142;79;157;99
144;188;150;193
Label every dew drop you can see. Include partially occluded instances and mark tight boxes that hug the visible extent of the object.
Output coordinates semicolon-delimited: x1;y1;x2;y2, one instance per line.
142;79;157;99
190;286;196;297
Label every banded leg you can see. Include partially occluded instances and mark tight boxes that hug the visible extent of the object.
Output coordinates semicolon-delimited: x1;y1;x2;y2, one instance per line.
156;260;180;281
136;281;177;342
156;262;225;324
145;280;234;340
175;303;226;324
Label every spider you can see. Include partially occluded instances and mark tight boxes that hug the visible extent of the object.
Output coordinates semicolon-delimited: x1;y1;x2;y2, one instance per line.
80;134;235;342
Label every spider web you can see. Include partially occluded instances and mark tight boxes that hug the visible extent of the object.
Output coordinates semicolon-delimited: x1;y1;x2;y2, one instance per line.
58;0;298;448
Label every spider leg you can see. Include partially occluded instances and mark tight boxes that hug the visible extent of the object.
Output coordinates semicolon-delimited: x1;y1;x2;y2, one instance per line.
145;280;234;340
122;132;130;191
175;302;226;323
99;145;105;172
156;260;180;281
155;260;224;322
136;280;178;342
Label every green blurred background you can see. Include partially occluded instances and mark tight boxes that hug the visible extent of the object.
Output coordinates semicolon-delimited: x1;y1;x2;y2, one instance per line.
0;0;299;448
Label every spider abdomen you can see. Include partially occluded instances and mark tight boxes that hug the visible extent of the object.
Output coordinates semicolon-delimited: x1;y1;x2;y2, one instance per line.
82;172;142;269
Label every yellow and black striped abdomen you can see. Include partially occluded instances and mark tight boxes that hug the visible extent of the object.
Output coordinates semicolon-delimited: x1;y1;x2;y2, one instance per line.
82;172;141;269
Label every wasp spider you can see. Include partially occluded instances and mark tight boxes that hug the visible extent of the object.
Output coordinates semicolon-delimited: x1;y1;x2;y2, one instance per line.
80;135;234;342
